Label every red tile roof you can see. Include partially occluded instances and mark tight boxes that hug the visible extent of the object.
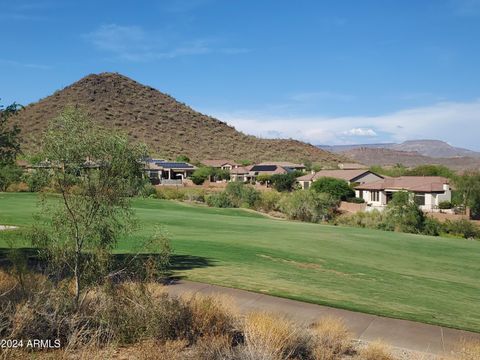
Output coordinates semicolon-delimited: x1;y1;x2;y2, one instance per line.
355;176;450;192
297;169;375;182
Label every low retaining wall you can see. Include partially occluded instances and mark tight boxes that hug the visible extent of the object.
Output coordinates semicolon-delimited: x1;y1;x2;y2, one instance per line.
339;201;367;213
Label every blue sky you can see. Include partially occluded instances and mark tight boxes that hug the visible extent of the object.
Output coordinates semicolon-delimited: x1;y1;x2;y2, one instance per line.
1;0;480;149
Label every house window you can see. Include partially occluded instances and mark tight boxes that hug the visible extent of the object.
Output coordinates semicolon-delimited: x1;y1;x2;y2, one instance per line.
371;191;380;202
414;193;425;206
359;190;363;199
304;181;310;189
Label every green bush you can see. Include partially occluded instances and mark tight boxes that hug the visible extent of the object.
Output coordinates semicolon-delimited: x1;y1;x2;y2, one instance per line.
346;197;365;204
422;217;443;236
383;191;426;234
280;190;338;223
0;164;23;191
443;219;480;239
438;201;453;210
256;174;272;184
311;177;355;201
335;210;385;229
270;173;299;192
23;169;51;192
256;191;283;212
206;192;235;208
191;167;213;185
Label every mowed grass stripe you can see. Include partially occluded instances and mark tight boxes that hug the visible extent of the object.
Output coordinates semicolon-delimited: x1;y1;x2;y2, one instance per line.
1;192;479;332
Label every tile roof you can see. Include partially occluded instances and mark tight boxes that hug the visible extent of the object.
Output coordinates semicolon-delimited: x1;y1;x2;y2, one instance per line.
297;169;374;182
355;176;450;192
201;159;240;167
230;166;250;174
257;161;305;168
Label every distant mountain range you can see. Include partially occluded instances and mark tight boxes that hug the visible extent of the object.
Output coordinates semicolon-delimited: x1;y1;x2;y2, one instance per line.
318;140;480;158
318;140;480;170
12;72;344;165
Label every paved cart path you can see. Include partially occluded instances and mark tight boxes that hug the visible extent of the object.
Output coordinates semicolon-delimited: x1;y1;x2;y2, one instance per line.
165;280;480;356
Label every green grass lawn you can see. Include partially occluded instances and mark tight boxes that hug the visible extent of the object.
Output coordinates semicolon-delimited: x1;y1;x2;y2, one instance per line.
1;192;480;332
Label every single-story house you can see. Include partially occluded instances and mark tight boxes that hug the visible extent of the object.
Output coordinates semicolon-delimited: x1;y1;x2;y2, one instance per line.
354;176;452;212
201;159;240;170
256;162;306;172
145;159;196;185
229;166;253;182
297;169;384;190
230;163;297;183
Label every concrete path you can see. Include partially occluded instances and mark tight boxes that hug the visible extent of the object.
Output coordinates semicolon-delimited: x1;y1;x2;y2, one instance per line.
165;280;480;357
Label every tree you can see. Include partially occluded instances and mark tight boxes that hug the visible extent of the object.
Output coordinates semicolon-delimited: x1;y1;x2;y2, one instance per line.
454;170;480;218
191;166;213;185
30;108;147;306
384;191;425;233
0;101;23;166
175;155;190;163
270;173;299;192
310;177;355;201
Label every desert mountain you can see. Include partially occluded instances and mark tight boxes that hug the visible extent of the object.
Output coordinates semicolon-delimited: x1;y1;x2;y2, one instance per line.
319;140;480;158
342;147;480;171
12;72;343;165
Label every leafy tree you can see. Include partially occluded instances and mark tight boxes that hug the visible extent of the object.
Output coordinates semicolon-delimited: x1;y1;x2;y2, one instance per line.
256;174;272;184
191;167;213;185
310;177;355;201
405;165;454;178
0;101;23;191
270;173;299;192
454;170;480;217
24;169;51;192
176;155;190;162
30;108;148;305
384;191;426;233
0;101;23;166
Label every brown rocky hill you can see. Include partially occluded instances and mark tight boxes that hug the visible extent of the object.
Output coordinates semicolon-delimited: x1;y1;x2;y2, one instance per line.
343;147;480;171
13;72;343;165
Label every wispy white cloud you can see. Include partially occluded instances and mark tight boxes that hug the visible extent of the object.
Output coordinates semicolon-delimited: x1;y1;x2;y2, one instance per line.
84;24;249;62
343;128;377;137
210;99;480;149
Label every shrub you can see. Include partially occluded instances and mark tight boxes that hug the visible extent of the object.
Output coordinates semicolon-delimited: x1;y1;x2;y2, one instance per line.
334;210;385;230
0;164;23;191
256;174;272;184
383;192;426;234
438;201;453;210
141;183;157;198
311;177;355;201
357;341;394;360
270;173;299;192
206;192;235;208
310;317;353;360
256;190;283;212
24;169;51;192
422;217;442;236
346;197;365;204
6;181;29;192
191;167;213;185
280;190;338;223
243;312;308;360
225;182;260;208
443;219;480;239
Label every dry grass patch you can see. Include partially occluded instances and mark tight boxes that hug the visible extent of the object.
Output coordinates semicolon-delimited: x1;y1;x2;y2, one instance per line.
310;317;353;360
356;341;395;360
243;312;308;360
455;341;480;360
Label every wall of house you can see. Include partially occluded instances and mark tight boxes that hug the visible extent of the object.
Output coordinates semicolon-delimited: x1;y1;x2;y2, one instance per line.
354;172;384;184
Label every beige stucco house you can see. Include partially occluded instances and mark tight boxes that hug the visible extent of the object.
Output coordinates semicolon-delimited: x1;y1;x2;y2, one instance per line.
297;169;384;190
355;176;452;212
201;160;240;170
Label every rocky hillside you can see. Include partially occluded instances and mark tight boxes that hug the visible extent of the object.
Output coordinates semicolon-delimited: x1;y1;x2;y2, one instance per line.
343;147;480;171
13;72;343;165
